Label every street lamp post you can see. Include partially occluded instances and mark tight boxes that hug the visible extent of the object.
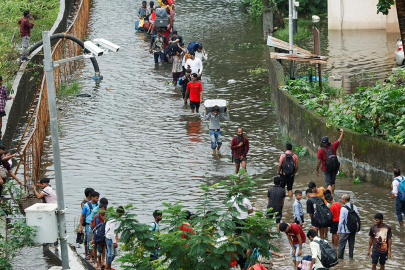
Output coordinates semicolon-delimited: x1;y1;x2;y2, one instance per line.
42;31;70;270
289;0;294;79
41;31;119;269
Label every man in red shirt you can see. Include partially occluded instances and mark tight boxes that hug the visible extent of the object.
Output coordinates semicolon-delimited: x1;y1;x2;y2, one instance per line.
185;73;203;113
325;194;341;246
279;222;306;270
230;128;249;174
315;129;344;194
18;10;34;61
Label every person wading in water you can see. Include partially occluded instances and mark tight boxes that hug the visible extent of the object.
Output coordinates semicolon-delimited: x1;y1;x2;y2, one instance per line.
230;128;249;174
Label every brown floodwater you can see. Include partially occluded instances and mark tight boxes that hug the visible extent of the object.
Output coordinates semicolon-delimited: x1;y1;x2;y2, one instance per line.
12;0;405;269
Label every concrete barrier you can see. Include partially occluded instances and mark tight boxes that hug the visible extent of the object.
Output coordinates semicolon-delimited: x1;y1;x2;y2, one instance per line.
268;58;405;188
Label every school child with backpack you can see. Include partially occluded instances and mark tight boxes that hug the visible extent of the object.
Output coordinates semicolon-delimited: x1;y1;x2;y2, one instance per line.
316;129;344;195
391;168;405;227
78;191;100;262
307;229;339;270
149;210;162;260
337;194;361;259
306;188;333;240
91;204;107;269
278;142;298;199
105;206;125;270
293;190;304;227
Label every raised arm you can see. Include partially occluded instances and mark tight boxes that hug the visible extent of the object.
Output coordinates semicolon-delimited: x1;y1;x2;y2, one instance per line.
220;109;230;121
338;129;344;142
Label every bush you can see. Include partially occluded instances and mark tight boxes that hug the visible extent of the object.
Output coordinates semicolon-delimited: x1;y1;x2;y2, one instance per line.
111;171;279;270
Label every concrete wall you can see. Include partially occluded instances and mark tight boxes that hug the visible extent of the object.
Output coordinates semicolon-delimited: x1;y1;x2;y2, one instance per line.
268;58;405;188
328;0;399;32
3;0;76;148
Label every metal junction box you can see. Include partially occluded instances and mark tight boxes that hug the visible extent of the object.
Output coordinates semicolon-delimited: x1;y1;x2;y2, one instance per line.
25;203;59;243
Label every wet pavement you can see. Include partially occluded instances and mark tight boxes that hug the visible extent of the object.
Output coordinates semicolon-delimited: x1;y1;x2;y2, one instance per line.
12;0;405;269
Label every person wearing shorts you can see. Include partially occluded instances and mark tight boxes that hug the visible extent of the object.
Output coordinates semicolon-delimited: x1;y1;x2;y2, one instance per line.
230;128;249;174
279;222;306;270
316;129;344;195
367;213;392;270
278;142;298;199
185;73;202;113
266;176;286;230
326;194;341;246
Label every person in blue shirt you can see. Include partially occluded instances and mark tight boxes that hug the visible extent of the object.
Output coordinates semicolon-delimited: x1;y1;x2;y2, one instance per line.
90;197;108;222
337;194;360;259
78;191;99;262
138;1;148;19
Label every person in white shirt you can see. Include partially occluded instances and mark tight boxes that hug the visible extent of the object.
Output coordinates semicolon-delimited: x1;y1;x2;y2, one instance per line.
307;229;328;270
232;192;253;235
185;52;203;79
195;45;208;61
391;168;405;226
105;206;125;270
32;177;57;204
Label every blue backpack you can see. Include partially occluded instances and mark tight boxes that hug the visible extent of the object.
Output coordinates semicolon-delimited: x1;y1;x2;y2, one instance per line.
92;222;106;244
396;176;405;201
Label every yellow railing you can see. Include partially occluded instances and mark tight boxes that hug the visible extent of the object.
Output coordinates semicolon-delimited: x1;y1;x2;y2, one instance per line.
15;0;91;189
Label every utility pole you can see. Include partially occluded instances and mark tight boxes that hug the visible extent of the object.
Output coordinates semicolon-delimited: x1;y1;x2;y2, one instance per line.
288;0;294;79
293;1;298;34
42;31;70;270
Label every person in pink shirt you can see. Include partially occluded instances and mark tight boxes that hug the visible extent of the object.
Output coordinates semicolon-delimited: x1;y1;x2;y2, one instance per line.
32;177;57;204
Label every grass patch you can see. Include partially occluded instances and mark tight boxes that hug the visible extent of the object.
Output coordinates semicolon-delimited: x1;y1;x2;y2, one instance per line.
248;67;269;76
263;85;272;92
337;171;346;178
353;176;361;185
57;81;80;97
274;17;313;42
0;0;59;83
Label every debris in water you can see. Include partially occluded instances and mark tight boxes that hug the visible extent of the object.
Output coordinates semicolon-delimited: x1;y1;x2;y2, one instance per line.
106;87;113;91
76;93;91;97
227;79;236;84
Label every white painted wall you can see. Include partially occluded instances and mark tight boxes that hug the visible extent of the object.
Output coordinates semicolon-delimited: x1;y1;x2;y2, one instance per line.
328;0;399;32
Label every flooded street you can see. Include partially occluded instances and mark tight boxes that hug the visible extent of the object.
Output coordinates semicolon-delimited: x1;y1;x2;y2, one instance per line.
12;0;405;269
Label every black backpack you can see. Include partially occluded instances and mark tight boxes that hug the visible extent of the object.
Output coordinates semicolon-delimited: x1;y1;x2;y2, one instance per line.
92;222;107;244
314;239;339;268
166;43;179;56
322;147;340;173
310;197;333;228
281;153;295;176
344;204;361;233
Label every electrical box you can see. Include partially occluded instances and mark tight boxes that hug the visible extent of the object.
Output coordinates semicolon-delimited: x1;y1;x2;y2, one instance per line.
204;99;227;114
25;203;59;243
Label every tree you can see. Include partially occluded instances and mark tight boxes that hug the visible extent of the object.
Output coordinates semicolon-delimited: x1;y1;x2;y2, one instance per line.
377;0;405;57
112;170;280;270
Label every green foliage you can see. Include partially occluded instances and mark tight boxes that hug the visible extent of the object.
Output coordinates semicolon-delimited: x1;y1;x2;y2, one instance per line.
285;71;405;145
274;18;313;42
248;67;269;76
337;171;346;178
0;180;36;269
115;171;279;269
353;177;361;185
275;0;327;17
234;0;267;21
263;85;272;92
0;0;59;83
57;81;80;97
377;0;394;15
292;146;309;157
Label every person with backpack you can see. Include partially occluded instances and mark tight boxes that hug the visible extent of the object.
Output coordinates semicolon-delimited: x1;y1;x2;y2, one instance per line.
78;191;100;262
105;206;125;270
179;69;191;105
307;229;339;270
391;168;405;227
91;204;107;270
278;142;298;199
203;105;230;154
316;129;344;195
149;30;169;64
149;210;162;260
279;222;306;270
230;128;249;174
266;176;286;231
306;188;332;240
337;194;360;259
367;213;392;270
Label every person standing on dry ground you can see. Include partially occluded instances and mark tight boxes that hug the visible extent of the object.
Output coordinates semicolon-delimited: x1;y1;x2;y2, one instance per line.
18;10;34;61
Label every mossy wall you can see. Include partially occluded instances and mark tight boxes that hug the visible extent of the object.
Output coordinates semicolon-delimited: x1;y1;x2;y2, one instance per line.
269;58;405;188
